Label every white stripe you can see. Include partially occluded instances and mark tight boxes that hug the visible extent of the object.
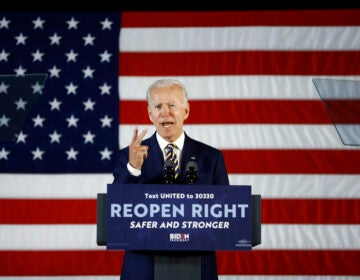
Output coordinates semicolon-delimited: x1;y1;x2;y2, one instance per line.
260;225;360;249
0;174;111;198
1;174;359;199
229;174;360;198
220;278;360;280
1;224;358;250
119;76;360;100
119;124;356;149
120;27;360;51
2;277;359;280
221;278;360;280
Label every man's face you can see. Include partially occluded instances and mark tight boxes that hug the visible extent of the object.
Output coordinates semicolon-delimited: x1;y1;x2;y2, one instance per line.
148;84;189;142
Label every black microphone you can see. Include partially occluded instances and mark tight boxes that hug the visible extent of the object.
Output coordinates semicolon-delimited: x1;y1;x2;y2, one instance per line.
163;159;175;184
185;160;198;184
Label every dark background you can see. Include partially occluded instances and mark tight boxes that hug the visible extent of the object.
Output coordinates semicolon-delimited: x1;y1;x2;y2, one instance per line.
2;0;360;11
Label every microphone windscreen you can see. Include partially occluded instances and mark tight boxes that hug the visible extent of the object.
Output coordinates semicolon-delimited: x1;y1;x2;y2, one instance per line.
186;160;198;171
185;160;198;184
164;159;174;169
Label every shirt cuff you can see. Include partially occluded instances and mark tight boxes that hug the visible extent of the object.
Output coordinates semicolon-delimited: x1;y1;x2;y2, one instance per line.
127;162;141;176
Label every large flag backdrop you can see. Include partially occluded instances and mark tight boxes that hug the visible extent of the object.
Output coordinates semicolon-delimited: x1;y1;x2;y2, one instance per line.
1;9;360;279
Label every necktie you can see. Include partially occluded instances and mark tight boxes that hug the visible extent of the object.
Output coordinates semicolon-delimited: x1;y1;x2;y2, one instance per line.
165;143;180;179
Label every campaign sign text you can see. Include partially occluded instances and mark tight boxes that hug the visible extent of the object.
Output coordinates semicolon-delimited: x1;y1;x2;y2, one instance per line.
106;184;252;251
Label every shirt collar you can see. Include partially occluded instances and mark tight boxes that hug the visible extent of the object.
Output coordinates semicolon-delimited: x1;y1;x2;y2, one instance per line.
156;131;185;152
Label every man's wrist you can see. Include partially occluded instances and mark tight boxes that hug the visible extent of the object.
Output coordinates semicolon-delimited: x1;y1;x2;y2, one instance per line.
127;162;141;176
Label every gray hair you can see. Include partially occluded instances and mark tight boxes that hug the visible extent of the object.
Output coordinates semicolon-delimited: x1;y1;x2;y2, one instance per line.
146;79;189;106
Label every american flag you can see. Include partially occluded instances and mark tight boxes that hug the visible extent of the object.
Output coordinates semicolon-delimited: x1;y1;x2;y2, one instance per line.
1;9;360;279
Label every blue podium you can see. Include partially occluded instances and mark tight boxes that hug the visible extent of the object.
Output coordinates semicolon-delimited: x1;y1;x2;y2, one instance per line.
97;184;261;279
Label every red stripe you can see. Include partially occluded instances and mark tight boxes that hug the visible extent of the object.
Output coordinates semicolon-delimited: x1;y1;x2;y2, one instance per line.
121;10;360;27
263;199;360;224
1;250;359;275
324;100;360;123
120;100;334;124
223;149;360;174
1;198;359;224
119;51;360;76
0;199;95;224
216;250;360;275
0;250;123;276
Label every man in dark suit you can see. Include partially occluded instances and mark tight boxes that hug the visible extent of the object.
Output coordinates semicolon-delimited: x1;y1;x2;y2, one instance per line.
112;79;229;280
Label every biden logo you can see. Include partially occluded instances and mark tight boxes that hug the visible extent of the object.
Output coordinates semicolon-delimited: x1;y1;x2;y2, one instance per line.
169;233;190;242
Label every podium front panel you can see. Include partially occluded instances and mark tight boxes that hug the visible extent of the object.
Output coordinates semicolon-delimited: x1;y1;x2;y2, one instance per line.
106;184;253;251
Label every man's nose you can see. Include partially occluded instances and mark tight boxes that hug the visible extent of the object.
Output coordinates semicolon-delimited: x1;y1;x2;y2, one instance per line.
160;105;171;114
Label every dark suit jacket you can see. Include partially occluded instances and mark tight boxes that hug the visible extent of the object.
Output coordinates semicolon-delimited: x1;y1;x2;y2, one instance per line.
112;132;230;280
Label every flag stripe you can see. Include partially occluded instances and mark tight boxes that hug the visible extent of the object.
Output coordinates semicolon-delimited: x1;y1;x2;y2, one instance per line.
121;10;360;27
1;250;359;276
1;198;359;224
216;250;360;275
120;27;360;51
2;174;360;199
120;124;351;149
1;225;359;250
120;100;360;124
324;100;360;123
119;51;360;76
223;150;360;174
119;76;360;100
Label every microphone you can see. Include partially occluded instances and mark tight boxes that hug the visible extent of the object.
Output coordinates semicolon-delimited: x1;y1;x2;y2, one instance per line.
163;159;175;184
185;160;198;184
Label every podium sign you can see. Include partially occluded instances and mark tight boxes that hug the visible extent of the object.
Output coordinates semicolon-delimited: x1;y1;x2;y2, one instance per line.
106;184;252;251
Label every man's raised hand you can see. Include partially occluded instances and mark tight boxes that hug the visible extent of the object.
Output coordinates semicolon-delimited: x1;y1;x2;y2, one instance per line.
128;127;148;170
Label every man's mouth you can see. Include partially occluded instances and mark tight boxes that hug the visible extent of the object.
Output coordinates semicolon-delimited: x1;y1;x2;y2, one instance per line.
162;122;175;128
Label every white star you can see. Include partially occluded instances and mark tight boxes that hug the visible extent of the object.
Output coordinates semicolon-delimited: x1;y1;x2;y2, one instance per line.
83;33;95;46
15;33;27;45
32;17;45;29
99;83;111;95
0;114;10;126
32;82;44;94
100;18;113;30
82;66;95;78
16;131;27;143
0;81;9;93
0;147;10;160
32;49;44;62
49;33;61;45
49;130;62;143
99;50;112;62
65;49;78;62
32;114;45;127
66;17;79;29
31;147;44;160
100;115;113;127
66;147;78;160
65;82;78;95
83;131;95;143
0;17;10;29
0;49;10;62
49;98;62;111
100;147;112;160
15;98;27;110
48;65;61;78
14;65;27;76
83;98;95;111
66;114;79;127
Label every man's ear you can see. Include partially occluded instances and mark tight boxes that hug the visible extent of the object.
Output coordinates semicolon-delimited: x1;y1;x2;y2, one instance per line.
184;103;190;120
148;107;154;123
